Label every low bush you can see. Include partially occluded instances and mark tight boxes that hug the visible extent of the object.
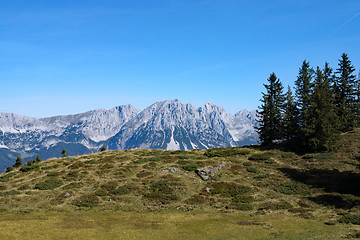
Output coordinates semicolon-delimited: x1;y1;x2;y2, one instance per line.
47;171;60;177
101;181;118;192
185;195;207;205
254;173;270;179
233;203;254;211
85;159;99;164
137;170;152;178
134;159;146;164
0;190;21;197
339;214;360;225
260;200;292;210
18;185;30;190
276;181;311;195
248;154;271;161
0;172;17;182
302;153;332;160
182;163;199;172
281;152;298;158
207;182;251;198
34;179;63;190
73;194;99;208
64;171;79;180
246;167;259;173
144;180;179;204
20;164;40;172
62;182;82;190
232;195;254;203
148;157;161;162
205;148;250;158
110;185;133;195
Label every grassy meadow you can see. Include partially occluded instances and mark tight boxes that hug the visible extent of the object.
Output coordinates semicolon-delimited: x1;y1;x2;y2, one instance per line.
1;130;360;239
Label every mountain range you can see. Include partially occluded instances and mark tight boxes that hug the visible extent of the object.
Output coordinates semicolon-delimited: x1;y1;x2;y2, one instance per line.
0;99;258;171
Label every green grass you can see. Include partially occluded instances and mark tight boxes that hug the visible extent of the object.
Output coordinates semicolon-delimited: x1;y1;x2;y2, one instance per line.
0;141;360;239
0;211;354;240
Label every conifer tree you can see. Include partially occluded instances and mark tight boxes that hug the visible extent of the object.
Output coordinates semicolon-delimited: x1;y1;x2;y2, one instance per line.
283;86;299;140
295;60;314;142
13;156;22;168
257;73;285;145
307;65;339;151
354;70;360;126
334;53;357;130
62;149;67;157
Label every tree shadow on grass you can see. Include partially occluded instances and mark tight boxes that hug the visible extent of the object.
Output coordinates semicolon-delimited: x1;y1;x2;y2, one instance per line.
279;167;360;209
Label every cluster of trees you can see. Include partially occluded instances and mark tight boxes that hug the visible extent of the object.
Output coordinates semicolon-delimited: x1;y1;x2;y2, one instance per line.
6;155;42;172
258;53;359;151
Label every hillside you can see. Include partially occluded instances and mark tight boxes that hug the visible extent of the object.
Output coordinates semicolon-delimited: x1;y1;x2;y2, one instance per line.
1;132;360;239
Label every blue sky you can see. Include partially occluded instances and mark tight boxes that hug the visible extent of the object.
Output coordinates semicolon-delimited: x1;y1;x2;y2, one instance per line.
0;0;359;117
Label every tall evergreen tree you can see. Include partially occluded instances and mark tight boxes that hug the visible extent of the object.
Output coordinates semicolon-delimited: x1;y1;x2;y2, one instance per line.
354;70;360;126
283;86;299;140
295;60;314;141
257;73;285;145
307;65;339;151
13;156;22;168
334;53;357;130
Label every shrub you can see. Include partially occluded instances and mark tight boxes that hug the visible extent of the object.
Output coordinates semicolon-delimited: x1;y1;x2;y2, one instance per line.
339;214;360;225
243;162;252;167
47;171;60;177
233;203;254;211
0;172;17;182
302;153;332;160
254;173;270;179
246;167;259;173
144;180;179;204
20;164;40;172
85;159;99;164
185;195;207;205
178;155;189;159
148;157;161;162
5;166;13;173
182;163;199;172
100;146;106;152
276;181;311;195
260;200;292;210
73;194;99;208
208;182;251;197
101;181;118;192
68;161;85;169
63;182;82;190
0;190;21;197
232;195;254;204
111;185;133;195
281;152;297;158
64;171;79;181
248;154;271;161
34;179;63;190
134;159;146;164
18;185;30;190
137;170;152;178
205;148;250;158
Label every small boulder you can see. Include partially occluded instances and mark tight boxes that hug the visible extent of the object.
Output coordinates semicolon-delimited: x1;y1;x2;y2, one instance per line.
195;162;226;181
